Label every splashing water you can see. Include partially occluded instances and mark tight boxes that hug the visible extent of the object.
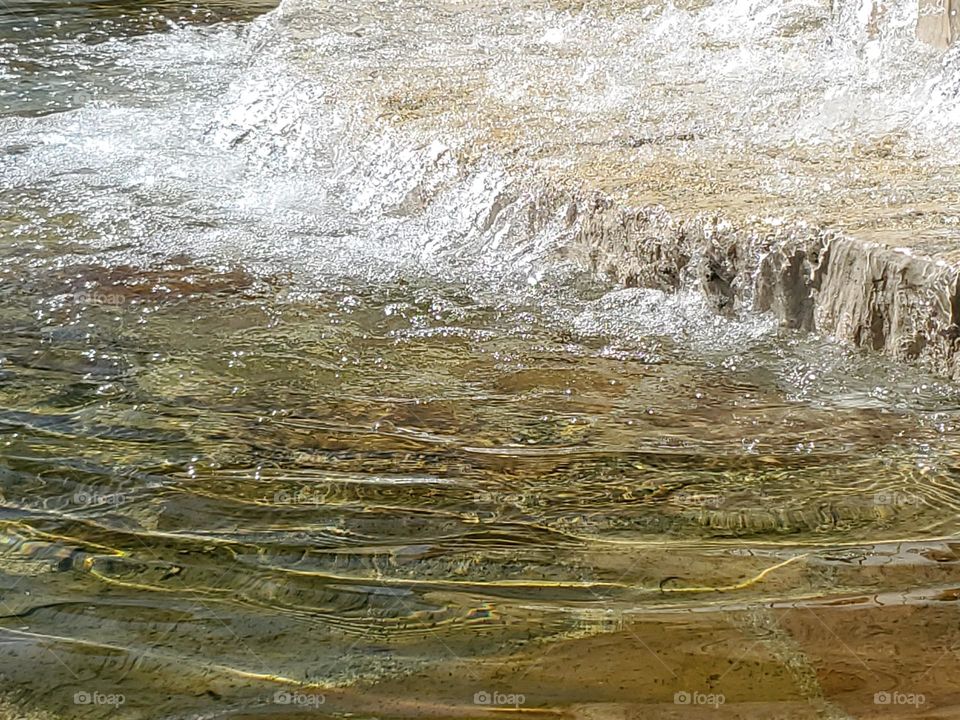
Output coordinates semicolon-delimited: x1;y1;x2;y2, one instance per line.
4;1;960;718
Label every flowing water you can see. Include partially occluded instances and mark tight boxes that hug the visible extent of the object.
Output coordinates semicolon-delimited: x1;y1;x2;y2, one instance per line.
4;1;960;718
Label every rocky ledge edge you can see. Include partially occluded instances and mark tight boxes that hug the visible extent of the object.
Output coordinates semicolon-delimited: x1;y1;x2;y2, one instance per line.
517;186;960;379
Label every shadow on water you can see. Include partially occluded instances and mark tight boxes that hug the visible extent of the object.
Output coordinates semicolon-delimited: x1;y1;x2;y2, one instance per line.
0;0;277;117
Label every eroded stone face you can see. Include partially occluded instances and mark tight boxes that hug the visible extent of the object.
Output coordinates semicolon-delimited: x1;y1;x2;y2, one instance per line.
917;0;960;48
567;197;960;379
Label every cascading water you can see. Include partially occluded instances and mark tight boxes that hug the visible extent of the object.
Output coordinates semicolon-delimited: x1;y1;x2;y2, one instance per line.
4;1;960;718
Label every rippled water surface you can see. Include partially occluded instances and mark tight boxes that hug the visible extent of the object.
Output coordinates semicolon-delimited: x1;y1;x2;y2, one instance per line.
5;1;960;718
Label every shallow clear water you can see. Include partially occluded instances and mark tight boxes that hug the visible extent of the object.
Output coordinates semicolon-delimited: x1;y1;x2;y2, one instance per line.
4;1;960;718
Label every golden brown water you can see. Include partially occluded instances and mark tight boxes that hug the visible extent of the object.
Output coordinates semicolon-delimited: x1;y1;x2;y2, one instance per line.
4;1;960;719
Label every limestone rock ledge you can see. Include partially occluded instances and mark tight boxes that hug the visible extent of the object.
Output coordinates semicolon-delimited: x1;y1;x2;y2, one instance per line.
563;194;960;379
